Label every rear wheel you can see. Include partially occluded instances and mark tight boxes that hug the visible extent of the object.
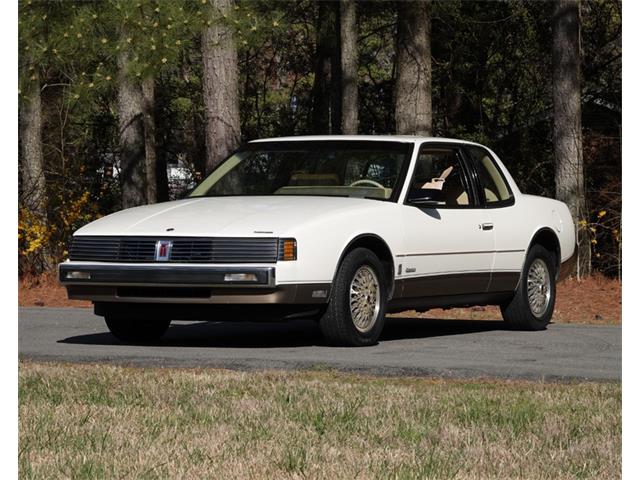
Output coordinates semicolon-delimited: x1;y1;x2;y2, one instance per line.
319;248;387;346
501;244;556;330
105;315;171;343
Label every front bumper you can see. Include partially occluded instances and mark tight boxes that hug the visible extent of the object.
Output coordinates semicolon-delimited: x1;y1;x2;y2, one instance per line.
58;262;330;305
59;262;276;287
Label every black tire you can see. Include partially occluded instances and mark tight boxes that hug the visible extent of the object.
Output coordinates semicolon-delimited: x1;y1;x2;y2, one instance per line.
319;248;388;346
501;244;556;330
105;315;171;343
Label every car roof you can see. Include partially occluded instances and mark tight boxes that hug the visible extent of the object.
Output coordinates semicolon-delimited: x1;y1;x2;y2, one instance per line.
248;135;483;147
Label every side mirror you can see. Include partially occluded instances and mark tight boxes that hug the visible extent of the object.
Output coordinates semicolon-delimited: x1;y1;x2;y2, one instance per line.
408;197;446;207
406;188;446;207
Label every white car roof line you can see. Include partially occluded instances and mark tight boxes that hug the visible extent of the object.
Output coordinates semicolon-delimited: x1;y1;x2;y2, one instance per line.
248;135;483;146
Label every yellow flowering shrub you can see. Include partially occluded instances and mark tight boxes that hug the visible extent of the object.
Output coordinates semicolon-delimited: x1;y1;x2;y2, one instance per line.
19;189;102;275
18;208;54;256
582;205;621;278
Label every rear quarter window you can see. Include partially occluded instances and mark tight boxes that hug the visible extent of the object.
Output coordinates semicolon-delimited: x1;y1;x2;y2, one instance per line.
466;146;513;205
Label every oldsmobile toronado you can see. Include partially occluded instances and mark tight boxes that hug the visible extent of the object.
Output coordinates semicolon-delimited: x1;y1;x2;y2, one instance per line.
60;136;576;346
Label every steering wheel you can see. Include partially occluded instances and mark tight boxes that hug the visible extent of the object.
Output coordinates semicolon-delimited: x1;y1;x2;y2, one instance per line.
349;179;385;189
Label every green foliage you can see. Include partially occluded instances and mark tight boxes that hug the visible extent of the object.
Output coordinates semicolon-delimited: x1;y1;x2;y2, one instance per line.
358;1;397;133
237;0;316;138
64;0;200;99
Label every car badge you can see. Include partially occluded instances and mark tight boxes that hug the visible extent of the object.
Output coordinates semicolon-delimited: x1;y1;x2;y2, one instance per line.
155;240;173;261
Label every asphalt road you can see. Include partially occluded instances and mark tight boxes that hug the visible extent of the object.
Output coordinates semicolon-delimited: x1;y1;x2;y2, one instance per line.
19;307;621;381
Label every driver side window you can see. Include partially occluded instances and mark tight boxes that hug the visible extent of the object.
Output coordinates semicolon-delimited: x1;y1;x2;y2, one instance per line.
408;148;472;207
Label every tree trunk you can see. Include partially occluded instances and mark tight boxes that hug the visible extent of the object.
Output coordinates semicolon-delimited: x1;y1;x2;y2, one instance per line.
141;76;158;204
394;0;432;136
20;69;50;272
340;0;358;134
331;2;342;135
202;0;241;173
552;0;590;277
312;1;340;134
117;49;146;208
19;73;47;220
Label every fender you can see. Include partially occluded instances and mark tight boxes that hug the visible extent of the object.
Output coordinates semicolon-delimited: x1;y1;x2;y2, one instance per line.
330;233;396;300
515;227;561;289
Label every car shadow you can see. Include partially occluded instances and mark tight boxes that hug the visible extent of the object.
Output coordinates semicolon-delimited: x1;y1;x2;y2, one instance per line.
58;316;508;348
381;317;507;341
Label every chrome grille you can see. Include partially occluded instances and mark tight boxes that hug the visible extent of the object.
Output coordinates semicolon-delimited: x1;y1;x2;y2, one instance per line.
119;239;156;262
67;237;121;262
169;238;215;263
69;236;280;263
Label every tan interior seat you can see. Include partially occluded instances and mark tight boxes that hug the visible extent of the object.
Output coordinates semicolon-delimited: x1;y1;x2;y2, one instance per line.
484;188;499;202
445;186;469;206
421;165;453;190
419;165;469;205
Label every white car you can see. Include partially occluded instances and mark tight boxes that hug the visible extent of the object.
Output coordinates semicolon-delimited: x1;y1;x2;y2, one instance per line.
60;136;576;346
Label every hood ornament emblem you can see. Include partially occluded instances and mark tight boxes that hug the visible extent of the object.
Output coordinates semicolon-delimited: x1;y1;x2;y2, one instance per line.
155;240;173;261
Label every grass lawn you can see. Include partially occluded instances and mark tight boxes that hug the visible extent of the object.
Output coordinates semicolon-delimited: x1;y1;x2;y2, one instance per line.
19;361;620;479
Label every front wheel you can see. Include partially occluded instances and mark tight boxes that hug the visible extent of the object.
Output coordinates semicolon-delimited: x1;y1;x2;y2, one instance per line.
105;315;171;343
501;244;556;330
319;248;387;346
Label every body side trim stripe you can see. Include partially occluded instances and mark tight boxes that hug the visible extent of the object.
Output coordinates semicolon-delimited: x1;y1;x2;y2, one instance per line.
395;249;525;258
392;271;520;300
398;269;519;279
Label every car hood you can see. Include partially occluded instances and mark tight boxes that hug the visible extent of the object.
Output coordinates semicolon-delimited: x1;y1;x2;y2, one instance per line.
74;196;390;237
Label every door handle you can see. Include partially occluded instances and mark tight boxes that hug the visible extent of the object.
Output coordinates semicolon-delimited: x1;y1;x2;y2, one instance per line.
480;223;493;231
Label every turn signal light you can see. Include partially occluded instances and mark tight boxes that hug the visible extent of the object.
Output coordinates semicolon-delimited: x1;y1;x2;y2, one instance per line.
279;238;297;261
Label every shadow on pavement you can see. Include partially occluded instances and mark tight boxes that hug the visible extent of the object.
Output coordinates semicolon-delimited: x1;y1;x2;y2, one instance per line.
381;317;507;341
58;316;508;348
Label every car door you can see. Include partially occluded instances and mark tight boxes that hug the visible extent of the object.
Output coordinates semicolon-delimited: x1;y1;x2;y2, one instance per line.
398;143;495;298
463;145;524;292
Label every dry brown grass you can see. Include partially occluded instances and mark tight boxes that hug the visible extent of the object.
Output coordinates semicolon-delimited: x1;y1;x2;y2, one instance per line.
19;361;621;479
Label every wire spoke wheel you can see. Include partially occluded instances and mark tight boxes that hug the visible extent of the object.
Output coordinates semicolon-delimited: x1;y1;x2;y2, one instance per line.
319;248;387;346
349;265;381;333
527;258;551;318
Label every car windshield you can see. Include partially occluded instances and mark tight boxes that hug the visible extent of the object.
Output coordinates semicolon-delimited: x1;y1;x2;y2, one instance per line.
189;141;413;201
